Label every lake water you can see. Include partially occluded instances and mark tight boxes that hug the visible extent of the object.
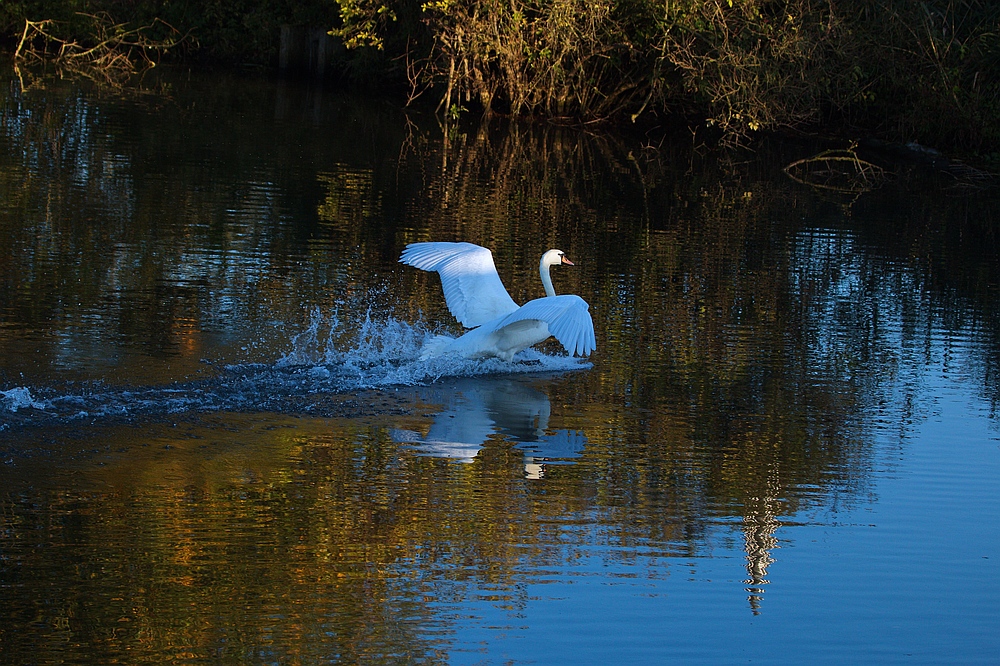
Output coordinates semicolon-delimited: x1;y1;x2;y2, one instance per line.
1;65;998;664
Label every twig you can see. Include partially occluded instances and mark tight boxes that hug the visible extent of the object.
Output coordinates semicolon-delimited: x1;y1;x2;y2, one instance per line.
784;148;887;193
13;13;187;85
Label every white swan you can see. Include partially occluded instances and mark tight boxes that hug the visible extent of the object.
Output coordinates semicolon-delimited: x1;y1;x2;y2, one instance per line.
400;242;596;361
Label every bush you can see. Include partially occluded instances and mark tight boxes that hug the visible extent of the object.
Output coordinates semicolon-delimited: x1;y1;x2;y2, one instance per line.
337;0;1000;151
3;0;998;152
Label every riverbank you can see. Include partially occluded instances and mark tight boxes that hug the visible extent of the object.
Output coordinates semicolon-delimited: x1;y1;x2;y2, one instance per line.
3;1;999;160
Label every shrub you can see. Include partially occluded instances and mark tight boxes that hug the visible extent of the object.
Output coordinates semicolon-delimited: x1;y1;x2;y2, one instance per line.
336;0;1000;151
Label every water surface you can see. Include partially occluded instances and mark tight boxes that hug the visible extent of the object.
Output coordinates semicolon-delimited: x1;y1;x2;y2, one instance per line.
1;65;998;664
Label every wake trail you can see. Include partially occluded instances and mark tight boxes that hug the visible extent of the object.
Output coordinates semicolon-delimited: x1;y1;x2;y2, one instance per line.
1;303;590;432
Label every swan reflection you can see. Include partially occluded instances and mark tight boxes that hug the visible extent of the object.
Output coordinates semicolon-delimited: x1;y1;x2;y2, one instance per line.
392;376;585;477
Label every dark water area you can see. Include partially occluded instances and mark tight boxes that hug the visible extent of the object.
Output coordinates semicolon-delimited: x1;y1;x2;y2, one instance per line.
0;65;999;664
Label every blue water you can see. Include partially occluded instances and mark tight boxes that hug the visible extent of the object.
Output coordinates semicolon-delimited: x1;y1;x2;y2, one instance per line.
435;374;998;665
1;66;999;664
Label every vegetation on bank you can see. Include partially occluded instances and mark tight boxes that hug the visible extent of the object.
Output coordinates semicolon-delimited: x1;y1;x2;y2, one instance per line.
2;0;999;153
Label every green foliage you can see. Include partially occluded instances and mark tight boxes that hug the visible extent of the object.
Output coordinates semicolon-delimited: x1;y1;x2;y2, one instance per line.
1;0;998;151
332;0;1000;152
420;0;657;118
333;0;398;49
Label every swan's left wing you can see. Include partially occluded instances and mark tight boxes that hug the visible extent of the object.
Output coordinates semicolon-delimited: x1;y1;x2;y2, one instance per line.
497;295;596;357
400;242;519;328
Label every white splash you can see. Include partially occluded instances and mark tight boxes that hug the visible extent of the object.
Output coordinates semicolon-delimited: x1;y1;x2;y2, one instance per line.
0;300;591;431
1;387;47;412
275;305;590;389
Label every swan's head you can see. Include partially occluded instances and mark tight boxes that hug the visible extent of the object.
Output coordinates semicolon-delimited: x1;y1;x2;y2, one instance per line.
539;249;574;298
541;249;574;268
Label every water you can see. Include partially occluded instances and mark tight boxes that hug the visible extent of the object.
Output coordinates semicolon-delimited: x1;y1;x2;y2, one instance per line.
1;65;999;664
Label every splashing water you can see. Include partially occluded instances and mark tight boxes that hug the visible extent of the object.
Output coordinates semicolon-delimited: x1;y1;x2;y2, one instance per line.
0;302;590;433
276;305;427;380
0;387;46;413
275;305;590;388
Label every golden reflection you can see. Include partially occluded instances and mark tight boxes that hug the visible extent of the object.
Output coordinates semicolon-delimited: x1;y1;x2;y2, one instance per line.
2;67;984;662
0;399;611;661
743;495;780;615
316;167;380;231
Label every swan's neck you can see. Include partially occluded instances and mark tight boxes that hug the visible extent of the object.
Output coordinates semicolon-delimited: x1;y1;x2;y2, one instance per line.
540;258;556;297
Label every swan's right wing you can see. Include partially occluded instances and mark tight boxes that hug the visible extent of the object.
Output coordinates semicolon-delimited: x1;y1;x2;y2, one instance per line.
400;242;519;328
497;295;596;357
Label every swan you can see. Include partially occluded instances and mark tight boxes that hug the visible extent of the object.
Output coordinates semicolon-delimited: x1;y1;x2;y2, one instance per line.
400;242;596;362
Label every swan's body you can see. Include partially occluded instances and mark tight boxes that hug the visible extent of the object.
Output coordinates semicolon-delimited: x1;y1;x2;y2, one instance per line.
400;242;596;361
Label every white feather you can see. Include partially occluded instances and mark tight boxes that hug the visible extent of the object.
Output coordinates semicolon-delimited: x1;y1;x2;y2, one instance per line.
401;242;596;361
400;242;518;328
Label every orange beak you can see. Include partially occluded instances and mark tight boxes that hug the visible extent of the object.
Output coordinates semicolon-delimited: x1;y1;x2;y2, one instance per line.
561;256;575;265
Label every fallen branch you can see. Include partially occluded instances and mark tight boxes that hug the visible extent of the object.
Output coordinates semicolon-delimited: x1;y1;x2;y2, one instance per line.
784;148;888;193
14;13;189;84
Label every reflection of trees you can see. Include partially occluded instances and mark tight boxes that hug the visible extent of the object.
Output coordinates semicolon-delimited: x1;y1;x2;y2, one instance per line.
0;414;587;662
394;121;1000;613
0;69;411;380
2;67;999;631
848;182;1000;413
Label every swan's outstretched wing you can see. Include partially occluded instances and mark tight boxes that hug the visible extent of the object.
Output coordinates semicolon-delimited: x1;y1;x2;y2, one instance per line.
400;242;519;328
496;295;596;357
